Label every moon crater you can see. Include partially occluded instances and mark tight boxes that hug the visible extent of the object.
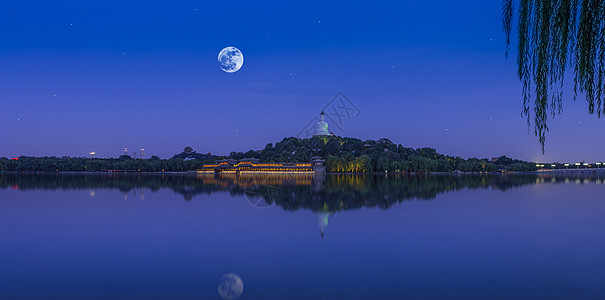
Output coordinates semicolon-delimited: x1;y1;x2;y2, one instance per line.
218;47;244;73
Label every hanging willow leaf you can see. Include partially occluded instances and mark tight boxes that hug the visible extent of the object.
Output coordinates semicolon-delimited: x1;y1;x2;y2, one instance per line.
503;0;605;153
503;0;514;58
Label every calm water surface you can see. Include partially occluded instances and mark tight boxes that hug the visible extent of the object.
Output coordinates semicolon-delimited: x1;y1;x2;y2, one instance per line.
1;173;605;299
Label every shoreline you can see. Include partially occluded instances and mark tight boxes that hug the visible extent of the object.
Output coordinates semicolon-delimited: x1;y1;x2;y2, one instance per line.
1;169;605;175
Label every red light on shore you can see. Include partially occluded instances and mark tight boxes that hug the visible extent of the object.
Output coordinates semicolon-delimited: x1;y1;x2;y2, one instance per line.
11;158;18;160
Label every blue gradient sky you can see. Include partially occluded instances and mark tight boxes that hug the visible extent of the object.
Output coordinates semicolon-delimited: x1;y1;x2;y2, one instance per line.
1;0;602;162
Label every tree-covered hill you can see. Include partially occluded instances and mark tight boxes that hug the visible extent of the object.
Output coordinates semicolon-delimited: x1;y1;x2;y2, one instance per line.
0;136;537;173
228;136;538;173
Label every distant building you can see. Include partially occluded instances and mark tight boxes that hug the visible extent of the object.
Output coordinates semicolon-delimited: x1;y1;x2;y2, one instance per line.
311;156;326;173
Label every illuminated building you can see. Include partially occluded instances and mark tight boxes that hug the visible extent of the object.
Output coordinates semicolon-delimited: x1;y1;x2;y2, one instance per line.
199;158;326;173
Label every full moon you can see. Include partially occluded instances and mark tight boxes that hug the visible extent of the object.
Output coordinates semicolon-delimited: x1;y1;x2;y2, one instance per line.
218;273;243;299
218;47;244;73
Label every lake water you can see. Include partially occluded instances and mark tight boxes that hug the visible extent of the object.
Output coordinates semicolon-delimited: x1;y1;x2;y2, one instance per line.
1;173;605;299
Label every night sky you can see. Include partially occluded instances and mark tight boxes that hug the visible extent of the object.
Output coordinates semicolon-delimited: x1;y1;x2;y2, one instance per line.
1;1;602;162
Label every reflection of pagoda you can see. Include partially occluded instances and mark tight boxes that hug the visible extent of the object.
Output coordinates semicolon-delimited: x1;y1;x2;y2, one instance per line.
316;212;333;238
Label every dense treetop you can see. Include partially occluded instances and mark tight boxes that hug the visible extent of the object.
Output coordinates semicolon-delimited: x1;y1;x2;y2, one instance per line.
226;136;537;172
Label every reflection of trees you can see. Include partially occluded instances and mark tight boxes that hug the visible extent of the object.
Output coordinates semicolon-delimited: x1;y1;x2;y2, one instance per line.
266;174;550;212
1;173;603;212
0;174;219;201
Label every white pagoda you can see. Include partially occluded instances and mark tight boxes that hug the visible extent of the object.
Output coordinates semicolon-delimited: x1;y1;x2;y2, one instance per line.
314;111;331;136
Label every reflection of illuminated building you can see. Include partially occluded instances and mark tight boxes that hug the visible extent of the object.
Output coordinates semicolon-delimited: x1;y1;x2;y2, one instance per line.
197;172;314;188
